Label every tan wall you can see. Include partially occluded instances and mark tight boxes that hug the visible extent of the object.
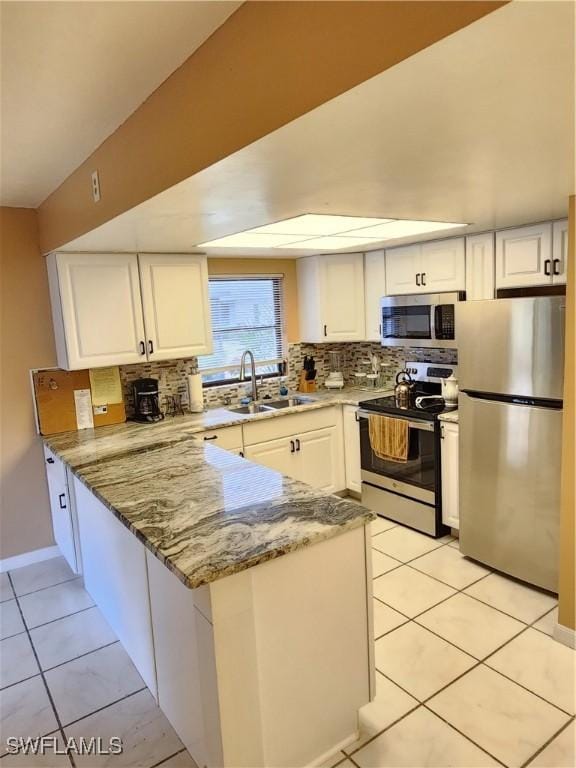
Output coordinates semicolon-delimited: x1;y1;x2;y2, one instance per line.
208;258;299;342
0;208;57;559
37;0;507;253
558;195;575;630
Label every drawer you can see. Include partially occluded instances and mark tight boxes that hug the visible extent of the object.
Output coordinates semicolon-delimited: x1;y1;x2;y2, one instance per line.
243;407;337;446
196;425;243;450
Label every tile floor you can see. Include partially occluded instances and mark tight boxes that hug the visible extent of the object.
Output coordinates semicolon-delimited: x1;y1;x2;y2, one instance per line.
1;527;575;768
0;559;196;767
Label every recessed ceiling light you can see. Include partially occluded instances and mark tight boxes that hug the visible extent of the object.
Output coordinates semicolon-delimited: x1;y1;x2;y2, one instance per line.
347;220;465;240
250;214;393;236
198;232;303;248
277;235;386;250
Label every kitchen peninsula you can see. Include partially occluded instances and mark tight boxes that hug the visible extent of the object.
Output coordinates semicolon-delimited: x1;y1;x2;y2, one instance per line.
45;413;374;768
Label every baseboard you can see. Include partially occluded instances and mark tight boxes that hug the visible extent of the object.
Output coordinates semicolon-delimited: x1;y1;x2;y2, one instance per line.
0;545;60;573
307;731;359;767
553;621;576;649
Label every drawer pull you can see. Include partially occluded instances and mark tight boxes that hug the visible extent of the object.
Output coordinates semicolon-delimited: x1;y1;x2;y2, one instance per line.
203;435;218;441
58;493;67;509
46;457;55;464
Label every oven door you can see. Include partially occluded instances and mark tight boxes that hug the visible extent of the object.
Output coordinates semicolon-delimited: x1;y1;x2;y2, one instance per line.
358;411;437;505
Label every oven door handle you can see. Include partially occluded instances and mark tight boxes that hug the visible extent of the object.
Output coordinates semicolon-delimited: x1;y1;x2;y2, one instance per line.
356;410;435;432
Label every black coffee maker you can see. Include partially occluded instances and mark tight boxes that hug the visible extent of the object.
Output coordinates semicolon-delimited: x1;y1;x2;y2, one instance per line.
132;378;164;423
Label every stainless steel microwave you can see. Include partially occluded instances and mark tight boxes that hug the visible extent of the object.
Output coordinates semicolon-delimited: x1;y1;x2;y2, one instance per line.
380;292;465;348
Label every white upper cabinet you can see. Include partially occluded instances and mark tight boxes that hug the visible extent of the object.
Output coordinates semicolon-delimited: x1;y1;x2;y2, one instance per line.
385;239;465;296
364;250;386;341
552;219;569;285
48;252;212;370
298;253;365;342
138;254;212;361
495;223;553;289
48;252;146;369
465;232;495;300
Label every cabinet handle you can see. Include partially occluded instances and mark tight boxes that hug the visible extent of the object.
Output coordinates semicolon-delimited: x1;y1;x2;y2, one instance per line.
421;272;427;286
239;451;244;457
148;340;154;354
415;273;421;286
295;438;301;452
544;259;551;276
290;440;295;453
139;341;146;355
323;324;327;337
46;457;55;464
58;493;67;509
553;259;561;276
203;435;218;441
379;323;382;337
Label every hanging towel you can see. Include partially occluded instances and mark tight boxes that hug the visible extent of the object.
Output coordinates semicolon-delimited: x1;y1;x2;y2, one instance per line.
368;414;408;462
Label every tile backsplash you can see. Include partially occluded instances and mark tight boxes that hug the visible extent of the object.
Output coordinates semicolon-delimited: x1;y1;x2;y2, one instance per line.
119;343;457;417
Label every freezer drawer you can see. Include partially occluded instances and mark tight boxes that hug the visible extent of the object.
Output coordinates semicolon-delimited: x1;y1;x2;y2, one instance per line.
459;393;562;592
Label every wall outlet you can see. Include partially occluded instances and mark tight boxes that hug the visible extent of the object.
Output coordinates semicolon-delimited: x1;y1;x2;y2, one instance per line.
91;171;101;202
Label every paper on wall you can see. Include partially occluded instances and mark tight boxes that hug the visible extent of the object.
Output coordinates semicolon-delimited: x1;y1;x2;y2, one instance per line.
89;366;122;406
74;389;94;430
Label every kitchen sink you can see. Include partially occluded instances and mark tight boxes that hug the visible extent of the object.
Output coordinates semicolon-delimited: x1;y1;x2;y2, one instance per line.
229;403;275;414
264;397;315;409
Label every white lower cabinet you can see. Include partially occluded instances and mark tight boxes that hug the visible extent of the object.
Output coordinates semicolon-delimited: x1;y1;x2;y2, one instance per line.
196;426;243;454
244;437;294;476
440;421;459;530
343;406;361;494
43;447;80;573
73;476;158;697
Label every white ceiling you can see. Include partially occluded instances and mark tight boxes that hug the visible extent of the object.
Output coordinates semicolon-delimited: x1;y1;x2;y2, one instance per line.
58;1;575;256
0;0;240;207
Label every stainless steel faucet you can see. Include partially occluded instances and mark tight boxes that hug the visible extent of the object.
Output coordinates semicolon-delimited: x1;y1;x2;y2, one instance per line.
239;350;258;402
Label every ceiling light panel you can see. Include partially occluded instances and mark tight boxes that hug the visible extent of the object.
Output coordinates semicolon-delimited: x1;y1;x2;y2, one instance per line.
277;235;386;250
347;220;466;240
198;232;303;248
250;214;393;236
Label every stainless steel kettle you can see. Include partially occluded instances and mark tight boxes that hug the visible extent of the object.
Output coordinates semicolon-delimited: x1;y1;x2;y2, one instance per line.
394;369;415;409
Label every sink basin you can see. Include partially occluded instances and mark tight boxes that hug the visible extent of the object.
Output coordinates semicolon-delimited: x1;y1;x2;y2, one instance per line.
264;397;315;409
229;403;275;414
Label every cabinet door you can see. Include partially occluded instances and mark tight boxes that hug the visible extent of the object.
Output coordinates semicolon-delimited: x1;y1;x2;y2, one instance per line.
343;406;361;494
364;251;386;340
319;253;365;341
297;426;340;493
385;245;421;295
244;437;296;479
43;447;78;572
441;422;459;530
495;223;553;288
552;219;569;285
465;233;495;300
138;254;213;361
52;252;146;369
420;238;465;293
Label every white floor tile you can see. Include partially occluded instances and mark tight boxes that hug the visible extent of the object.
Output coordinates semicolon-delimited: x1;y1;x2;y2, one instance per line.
533;607;559;637
486;628;576;715
30;606;117;670
45;642;144;726
371;550;401;578
19;579;94;629
410;545;490;590
374;622;475;701
9;557;76;597
344;673;418;754
352;706;500;767
0;573;14;603
0;676;58;756
448;537;461;548
316;749;347;767
372;527;445;562
528;721;576;767
373;566;456;618
427;665;570;768
64;689;183;766
0;732;70;766
373;600;408;639
0;633;39;689
416;593;525;659
464;573;557;624
371;517;397;536
155;752;199;768
0;599;25;640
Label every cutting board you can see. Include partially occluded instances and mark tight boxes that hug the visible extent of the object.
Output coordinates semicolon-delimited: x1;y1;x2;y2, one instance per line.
33;368;126;436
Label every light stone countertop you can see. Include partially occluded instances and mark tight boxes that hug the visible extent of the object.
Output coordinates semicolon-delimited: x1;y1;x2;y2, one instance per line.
44;389;387;589
438;409;459;423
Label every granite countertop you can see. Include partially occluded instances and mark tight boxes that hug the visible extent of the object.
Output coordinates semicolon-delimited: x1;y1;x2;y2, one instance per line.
45;388;380;590
438;409;459;423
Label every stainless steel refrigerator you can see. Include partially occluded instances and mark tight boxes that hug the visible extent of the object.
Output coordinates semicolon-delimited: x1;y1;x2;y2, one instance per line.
456;296;565;592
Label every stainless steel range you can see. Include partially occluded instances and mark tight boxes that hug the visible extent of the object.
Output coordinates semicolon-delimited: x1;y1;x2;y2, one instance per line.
358;361;457;537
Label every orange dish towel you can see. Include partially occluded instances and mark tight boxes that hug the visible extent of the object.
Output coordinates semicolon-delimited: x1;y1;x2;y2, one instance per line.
368;414;409;462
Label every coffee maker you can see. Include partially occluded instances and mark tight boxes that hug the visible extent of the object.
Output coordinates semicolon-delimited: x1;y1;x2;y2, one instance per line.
132;378;164;422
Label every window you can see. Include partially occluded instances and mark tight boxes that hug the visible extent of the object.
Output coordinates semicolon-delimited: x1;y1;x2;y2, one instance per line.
198;276;285;385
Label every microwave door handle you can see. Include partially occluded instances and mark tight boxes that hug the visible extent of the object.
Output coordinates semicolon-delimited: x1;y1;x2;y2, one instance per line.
431;304;437;341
